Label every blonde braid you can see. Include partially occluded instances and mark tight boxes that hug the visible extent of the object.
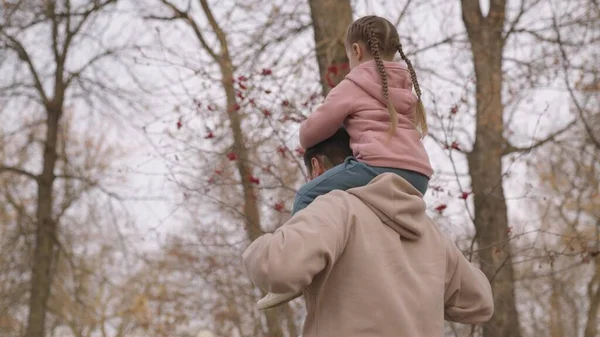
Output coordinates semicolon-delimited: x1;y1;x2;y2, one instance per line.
365;23;398;138
398;42;428;137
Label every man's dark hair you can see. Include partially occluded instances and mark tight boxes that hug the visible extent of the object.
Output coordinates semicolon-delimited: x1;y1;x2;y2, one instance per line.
303;128;353;175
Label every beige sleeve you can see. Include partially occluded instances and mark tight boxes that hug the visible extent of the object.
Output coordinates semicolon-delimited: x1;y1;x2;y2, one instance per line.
444;242;494;324
242;191;351;294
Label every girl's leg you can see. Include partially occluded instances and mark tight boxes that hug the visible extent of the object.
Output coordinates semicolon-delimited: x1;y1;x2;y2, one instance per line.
371;166;429;195
292;157;378;215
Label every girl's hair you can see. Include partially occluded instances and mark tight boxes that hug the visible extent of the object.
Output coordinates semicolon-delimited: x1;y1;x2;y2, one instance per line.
346;15;428;137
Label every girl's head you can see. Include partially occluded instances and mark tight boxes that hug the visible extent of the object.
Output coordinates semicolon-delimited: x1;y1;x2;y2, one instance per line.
345;15;427;137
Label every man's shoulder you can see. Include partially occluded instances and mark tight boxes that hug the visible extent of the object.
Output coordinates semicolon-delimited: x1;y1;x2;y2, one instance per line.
311;189;370;218
315;189;360;204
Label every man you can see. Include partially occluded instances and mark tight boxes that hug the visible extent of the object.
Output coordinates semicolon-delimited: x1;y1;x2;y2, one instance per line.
243;129;494;336
302;127;354;180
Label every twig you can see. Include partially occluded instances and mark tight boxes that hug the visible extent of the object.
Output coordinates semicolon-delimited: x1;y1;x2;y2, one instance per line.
0;165;38;181
503;119;577;155
550;7;600;149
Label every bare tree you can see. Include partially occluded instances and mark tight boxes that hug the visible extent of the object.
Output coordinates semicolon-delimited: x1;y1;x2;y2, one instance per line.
144;0;315;335
535;50;599;335
458;1;523;335
455;0;599;334
0;1;146;336
533;135;600;337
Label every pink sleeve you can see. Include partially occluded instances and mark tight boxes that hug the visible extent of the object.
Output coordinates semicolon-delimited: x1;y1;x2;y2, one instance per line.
299;79;356;149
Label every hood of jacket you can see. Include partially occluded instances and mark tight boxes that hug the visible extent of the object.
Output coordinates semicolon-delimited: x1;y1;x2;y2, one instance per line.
347;173;426;240
345;60;417;117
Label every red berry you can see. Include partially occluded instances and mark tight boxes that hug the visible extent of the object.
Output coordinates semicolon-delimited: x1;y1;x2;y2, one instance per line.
277;147;286;157
450;105;458;115
226;152;237;161
434;204;447;214
249;175;260;185
327;64;338;76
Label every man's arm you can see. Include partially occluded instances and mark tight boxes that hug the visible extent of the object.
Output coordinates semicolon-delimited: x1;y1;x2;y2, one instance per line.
299;79;356;149
242;191;351;294
444;243;494;324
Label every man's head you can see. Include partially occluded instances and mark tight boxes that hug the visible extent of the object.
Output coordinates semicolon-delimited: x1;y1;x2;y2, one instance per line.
303;128;353;179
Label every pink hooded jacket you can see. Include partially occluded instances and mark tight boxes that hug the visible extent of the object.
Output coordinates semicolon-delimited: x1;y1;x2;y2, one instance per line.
300;60;433;178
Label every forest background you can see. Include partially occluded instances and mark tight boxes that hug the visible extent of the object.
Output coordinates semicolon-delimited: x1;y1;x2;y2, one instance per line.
0;0;599;337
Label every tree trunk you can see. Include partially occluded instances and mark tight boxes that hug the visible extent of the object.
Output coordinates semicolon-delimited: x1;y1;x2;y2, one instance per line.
308;0;353;95
220;56;284;337
460;1;522;336
195;0;284;333
219;32;286;337
583;257;600;337
25;103;61;337
549;271;564;337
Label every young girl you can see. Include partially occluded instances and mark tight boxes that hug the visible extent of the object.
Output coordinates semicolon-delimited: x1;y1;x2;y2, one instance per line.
257;15;433;310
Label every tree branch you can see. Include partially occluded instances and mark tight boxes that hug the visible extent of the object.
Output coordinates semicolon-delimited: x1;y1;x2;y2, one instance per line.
551;8;600;149
64;0;117;58
2;34;49;104
236;5;310;69
55;174;123;201
503;119;577;155
488;0;507;26
150;0;219;62
65;0;72;45
503;0;527;40
65;49;116;87
143;15;179;21
506;28;588;46
198;0;228;54
46;1;61;70
427;132;469;154
0;165;39;181
394;0;414;26
410;33;465;56
460;0;484;31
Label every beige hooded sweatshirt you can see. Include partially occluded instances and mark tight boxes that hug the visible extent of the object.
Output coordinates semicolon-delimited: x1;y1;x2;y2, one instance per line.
243;174;493;336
